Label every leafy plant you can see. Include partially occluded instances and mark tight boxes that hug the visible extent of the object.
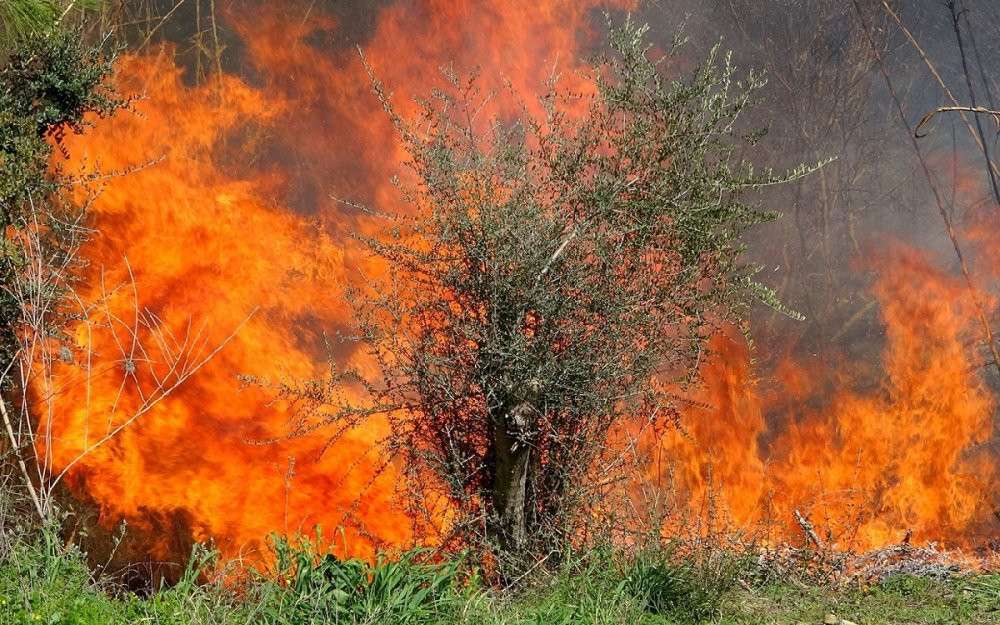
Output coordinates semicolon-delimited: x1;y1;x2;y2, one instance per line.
0;24;124;371
255;532;469;624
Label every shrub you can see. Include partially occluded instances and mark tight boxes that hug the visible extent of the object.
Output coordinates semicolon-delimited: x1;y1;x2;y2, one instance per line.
270;17;809;573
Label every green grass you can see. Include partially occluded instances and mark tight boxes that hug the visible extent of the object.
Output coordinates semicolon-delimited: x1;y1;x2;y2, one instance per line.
717;575;1000;625
0;530;997;625
0;534;240;625
244;533;471;624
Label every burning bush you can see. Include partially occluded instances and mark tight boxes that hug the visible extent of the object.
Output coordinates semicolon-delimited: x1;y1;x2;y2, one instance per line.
261;19;810;572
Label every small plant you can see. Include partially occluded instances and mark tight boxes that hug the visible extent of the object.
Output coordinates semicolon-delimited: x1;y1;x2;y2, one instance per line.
255;532;470;624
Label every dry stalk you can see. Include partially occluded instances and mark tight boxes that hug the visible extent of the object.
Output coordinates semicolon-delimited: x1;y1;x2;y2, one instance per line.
855;0;1000;378
916;106;1000;139
1;185;252;524
794;509;825;552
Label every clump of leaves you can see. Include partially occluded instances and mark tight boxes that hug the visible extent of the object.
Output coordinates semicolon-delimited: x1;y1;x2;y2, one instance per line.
1;26;124;204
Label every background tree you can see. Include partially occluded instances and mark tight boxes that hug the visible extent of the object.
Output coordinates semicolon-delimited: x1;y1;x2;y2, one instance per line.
267;20;808;568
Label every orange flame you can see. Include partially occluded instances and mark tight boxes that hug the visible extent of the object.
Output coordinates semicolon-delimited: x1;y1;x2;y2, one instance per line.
658;241;997;553
47;1;999;563
52;1;635;560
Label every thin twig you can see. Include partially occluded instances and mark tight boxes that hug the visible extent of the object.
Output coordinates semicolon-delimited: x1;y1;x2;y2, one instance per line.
0;391;45;520
915;106;1000;138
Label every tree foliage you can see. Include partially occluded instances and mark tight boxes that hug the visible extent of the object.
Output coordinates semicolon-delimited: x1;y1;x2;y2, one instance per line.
0;27;124;376
273;20;808;567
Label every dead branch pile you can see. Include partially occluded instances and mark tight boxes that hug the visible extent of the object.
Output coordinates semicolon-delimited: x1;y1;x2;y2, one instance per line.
752;540;992;588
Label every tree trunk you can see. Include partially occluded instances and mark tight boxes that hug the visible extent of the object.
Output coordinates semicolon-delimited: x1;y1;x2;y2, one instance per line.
493;413;530;555
491;379;539;559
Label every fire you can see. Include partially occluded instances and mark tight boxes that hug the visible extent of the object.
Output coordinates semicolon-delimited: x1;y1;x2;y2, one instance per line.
658;241;997;552
51;49;404;559
51;0;634;561
45;0;999;564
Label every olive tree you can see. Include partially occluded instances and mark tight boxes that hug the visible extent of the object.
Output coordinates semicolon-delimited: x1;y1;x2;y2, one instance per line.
273;20;806;566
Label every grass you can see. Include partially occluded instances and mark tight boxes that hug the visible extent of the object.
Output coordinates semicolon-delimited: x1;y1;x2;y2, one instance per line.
0;530;997;625
718;575;1000;624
